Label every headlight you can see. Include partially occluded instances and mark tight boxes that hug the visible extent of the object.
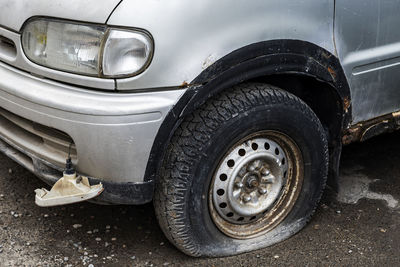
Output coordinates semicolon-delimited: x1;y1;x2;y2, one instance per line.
21;18;153;78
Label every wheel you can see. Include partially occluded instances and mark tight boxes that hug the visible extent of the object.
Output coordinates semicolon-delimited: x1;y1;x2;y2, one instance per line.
154;83;328;257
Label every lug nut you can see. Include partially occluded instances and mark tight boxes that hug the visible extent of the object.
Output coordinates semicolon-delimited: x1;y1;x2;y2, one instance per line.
247;160;262;172
247;164;256;172
243;195;252;203
258;188;268;195
235;182;244;189
261;169;270;176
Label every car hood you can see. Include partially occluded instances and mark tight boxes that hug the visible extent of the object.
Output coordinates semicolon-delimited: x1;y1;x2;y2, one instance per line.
0;0;122;31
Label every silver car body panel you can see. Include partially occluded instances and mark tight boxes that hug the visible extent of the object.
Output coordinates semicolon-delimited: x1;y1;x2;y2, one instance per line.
1;1;337;92
335;0;400;123
0;0;398;191
0;0;121;90
0;61;184;183
0;0;120;31
0;0;336;185
108;0;336;90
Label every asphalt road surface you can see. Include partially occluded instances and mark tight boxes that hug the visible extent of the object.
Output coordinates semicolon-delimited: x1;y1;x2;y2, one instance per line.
0;131;399;266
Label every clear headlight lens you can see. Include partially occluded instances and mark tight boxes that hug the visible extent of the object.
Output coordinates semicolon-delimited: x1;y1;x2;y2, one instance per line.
102;29;152;77
22;20;106;76
21;18;153;78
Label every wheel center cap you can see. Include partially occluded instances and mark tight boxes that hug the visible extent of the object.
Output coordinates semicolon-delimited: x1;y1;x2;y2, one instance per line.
245;175;259;189
212;136;289;223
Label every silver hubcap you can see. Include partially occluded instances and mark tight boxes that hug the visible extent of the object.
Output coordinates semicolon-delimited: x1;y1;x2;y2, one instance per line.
212;137;288;224
209;131;304;239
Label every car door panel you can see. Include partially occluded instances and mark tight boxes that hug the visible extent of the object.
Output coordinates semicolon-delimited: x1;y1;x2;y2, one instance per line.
335;0;400;123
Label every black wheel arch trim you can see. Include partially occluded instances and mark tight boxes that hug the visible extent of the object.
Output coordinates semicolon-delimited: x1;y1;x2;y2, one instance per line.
145;39;352;185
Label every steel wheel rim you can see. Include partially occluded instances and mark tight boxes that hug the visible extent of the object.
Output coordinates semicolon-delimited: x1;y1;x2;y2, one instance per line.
209;130;304;239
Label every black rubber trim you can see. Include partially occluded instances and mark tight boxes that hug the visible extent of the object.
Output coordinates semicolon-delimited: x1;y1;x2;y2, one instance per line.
145;39;352;183
42;174;154;205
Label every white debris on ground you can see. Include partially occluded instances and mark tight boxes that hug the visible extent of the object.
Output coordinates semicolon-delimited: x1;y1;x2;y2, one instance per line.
337;165;399;209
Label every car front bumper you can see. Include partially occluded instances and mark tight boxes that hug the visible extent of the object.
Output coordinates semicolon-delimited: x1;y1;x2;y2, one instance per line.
0;61;185;204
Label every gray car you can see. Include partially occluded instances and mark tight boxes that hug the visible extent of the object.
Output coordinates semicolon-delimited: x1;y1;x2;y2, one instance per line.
0;0;398;257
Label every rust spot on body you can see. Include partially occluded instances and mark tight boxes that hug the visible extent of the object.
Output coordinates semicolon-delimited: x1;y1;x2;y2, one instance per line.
342;126;361;145
180;81;189;88
327;66;337;81
342;109;400;145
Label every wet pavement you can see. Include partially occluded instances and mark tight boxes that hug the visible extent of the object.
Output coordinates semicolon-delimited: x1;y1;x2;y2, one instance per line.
0;131;399;266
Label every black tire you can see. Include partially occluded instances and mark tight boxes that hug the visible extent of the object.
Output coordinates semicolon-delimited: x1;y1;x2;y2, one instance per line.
154;83;328;257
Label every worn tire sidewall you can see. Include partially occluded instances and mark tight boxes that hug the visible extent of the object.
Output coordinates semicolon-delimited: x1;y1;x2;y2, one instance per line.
188;100;327;256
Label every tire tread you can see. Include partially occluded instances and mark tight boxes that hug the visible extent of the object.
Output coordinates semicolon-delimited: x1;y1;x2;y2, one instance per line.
154;83;328;256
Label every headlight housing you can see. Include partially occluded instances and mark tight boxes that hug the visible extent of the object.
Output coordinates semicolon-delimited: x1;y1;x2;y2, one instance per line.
21;18;153;78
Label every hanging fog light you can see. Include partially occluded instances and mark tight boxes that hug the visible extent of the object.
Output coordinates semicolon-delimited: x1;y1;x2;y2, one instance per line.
21;18;153;78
